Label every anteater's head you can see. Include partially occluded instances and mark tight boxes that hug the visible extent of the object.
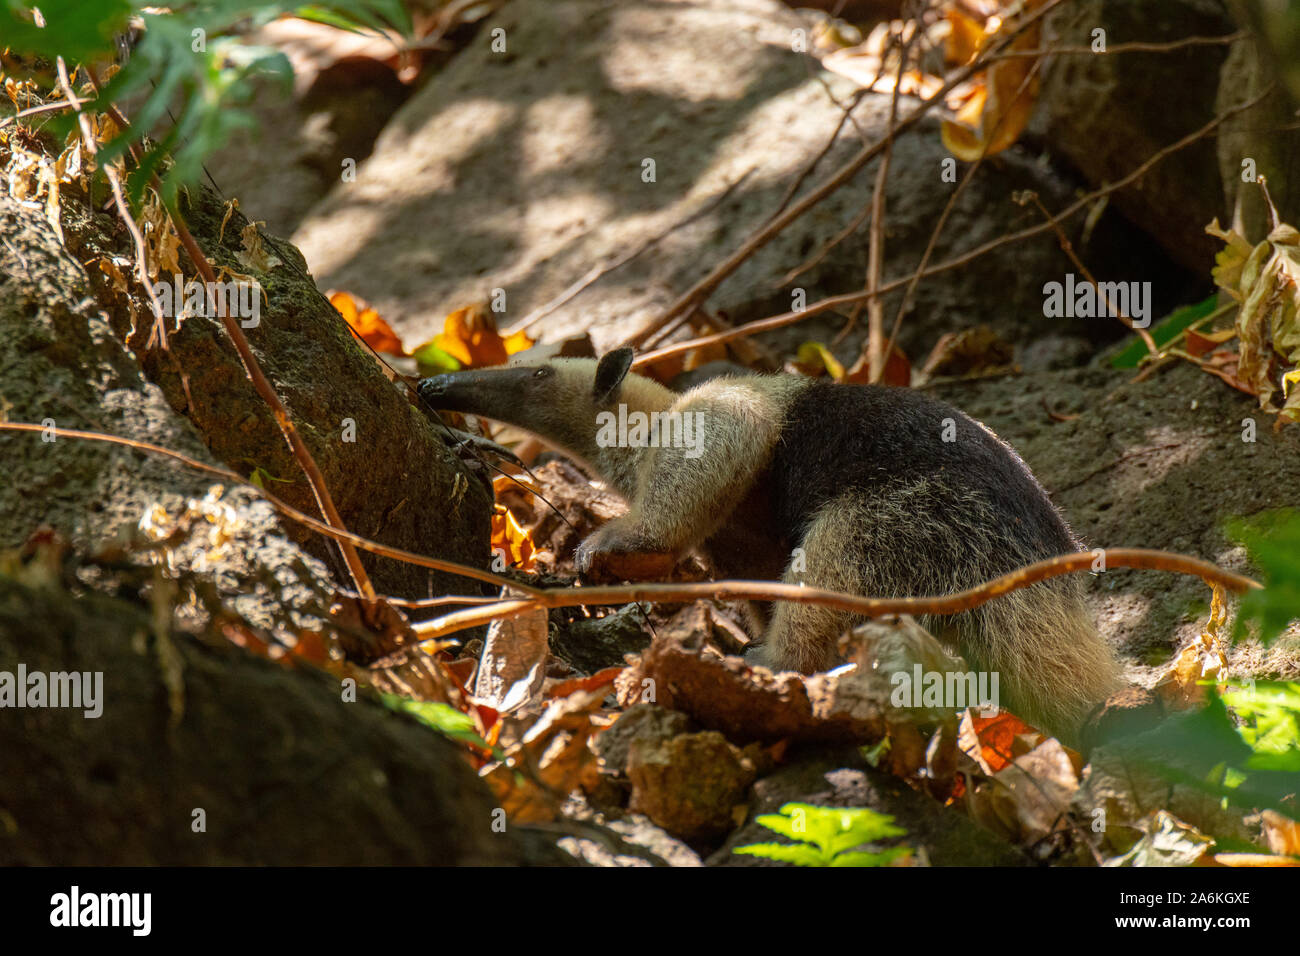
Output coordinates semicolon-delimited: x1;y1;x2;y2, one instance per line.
418;347;674;491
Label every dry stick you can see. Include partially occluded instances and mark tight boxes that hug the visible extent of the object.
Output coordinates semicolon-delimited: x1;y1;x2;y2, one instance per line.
779;24;929;295
0;421;533;595
623;0;1066;349
53;59;169;352
1;423;1261;642
643;81;871;350
0;94;87;128
988;30;1247;60
860;22;915;378
632;83;1276;370
412;548;1261;642
1027;192;1158;353
881;56;1044;366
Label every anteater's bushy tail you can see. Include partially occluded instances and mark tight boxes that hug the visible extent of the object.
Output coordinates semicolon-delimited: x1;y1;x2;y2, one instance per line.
753;485;1121;746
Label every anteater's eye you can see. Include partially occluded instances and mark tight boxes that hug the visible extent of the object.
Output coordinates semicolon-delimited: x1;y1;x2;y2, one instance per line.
533;368;550;379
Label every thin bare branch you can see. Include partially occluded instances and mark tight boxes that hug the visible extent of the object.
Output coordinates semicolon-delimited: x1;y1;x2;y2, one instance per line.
632;83;1275;370
623;0;1067;349
0;421;530;595
411;548;1261;642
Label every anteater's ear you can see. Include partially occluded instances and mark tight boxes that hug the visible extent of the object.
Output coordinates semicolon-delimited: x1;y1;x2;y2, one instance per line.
593;347;634;402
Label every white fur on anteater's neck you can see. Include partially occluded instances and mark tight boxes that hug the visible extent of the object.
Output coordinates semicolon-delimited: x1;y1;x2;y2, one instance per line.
511;358;676;497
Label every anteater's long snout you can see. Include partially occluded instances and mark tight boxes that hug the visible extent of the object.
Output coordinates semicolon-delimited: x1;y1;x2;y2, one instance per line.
417;366;531;414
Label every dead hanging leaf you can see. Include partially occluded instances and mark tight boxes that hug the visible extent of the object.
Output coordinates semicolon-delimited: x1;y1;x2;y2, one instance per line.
1153;585;1228;709
93;111;120;148
140;190;183;280
5;148;66;241
1206;209;1300;420
53;133;82;187
1185;326;1237;359
234;220;282;274
491;503;537;572
98;256;130;295
328;289;407;356
217;198;239;245
940;1;1045;161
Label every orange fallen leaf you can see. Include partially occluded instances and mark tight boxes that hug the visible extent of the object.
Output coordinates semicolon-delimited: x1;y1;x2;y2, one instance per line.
969;710;1039;771
1262;809;1300;858
491;503;537;572
433;304;533;368
547;666;625;699
329;289;406;356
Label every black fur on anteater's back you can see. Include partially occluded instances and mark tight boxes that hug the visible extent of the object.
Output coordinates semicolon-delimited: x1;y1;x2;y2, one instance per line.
771;381;1079;577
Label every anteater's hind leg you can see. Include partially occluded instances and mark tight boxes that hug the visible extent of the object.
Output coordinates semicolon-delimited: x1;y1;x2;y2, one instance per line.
745;500;866;674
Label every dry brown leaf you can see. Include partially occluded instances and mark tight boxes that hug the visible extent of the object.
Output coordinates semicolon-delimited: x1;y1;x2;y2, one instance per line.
1206;212;1300;418
940;1;1045;160
1153;584;1228;709
98;256;130;295
234;220;282;274
479;688;606;823
140;190;182;280
472;604;549;714
1185;327;1237;359
981;737;1079;844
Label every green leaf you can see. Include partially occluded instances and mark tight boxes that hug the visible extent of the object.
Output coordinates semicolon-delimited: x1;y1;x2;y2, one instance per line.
294;2;412;35
1228;510;1300;645
413;341;464;374
1120;684;1300;821
2;0;134;63
1109;295;1219;368
382;696;494;751
5;1;412;202
829;847;911;867
732;842;828;866
743;803;908;865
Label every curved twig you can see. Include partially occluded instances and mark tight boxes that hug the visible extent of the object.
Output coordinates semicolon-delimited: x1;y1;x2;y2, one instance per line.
412;548;1262;641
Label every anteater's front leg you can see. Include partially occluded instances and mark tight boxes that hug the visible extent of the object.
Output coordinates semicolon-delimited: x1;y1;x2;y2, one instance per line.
574;409;774;576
